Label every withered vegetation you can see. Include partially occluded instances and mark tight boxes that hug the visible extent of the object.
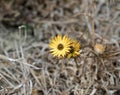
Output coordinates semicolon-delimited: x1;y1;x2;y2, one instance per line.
0;0;120;95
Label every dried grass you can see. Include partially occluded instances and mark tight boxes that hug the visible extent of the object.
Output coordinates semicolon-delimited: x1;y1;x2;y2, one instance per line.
0;0;120;95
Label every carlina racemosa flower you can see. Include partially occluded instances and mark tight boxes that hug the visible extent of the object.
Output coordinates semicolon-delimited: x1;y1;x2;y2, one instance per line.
67;39;80;58
49;35;71;58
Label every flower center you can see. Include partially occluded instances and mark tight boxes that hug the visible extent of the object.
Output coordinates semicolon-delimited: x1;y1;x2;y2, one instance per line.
69;46;74;53
57;43;64;50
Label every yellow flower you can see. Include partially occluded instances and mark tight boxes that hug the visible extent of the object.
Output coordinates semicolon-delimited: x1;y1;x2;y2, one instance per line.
49;35;71;58
67;39;80;58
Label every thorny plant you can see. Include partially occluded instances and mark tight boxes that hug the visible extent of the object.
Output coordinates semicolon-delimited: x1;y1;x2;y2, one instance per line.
48;32;120;95
0;0;120;95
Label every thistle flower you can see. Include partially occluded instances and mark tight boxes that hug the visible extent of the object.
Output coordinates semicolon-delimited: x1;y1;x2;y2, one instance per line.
67;39;80;58
49;35;71;58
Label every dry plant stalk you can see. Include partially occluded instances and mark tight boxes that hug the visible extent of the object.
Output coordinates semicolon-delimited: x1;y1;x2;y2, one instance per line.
0;0;120;95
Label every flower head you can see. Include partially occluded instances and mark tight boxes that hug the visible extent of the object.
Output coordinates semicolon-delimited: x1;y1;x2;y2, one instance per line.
94;43;105;54
67;39;80;58
49;35;71;58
